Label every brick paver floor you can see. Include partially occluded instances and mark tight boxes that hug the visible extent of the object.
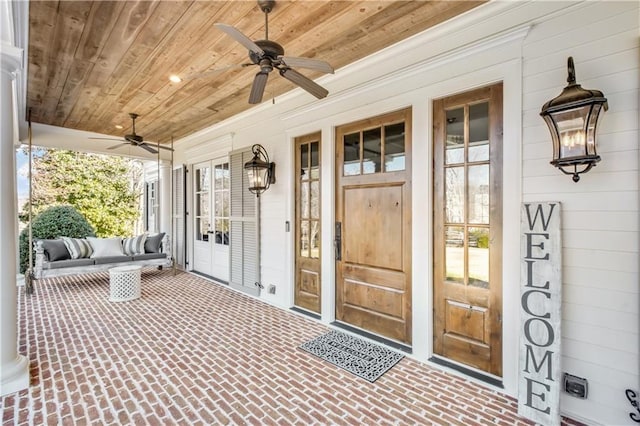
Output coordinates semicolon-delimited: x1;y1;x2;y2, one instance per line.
2;270;583;425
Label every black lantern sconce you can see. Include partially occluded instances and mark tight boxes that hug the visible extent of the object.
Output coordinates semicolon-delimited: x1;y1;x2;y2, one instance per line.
540;57;608;182
244;144;275;197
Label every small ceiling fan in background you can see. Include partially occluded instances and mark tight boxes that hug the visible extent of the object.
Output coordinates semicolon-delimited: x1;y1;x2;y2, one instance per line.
90;113;173;154
213;0;334;104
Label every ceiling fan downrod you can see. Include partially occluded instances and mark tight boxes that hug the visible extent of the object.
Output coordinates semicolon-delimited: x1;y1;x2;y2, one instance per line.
129;113;138;135
258;0;275;40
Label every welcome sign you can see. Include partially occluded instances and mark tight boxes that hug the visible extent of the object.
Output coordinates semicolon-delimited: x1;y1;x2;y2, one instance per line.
518;202;562;426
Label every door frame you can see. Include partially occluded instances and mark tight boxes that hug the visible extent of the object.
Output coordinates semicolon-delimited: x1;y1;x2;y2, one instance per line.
420;64;522;393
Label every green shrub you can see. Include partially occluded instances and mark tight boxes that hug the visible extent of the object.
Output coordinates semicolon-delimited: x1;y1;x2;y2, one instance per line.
19;205;95;273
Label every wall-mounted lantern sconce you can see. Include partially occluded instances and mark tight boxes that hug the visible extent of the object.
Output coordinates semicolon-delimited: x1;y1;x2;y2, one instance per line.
540;57;608;182
244;144;275;197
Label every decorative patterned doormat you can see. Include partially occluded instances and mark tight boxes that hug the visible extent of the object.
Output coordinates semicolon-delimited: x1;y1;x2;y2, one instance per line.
299;330;404;382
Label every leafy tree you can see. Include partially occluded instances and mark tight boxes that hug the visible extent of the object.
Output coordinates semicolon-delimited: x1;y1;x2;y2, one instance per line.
20;148;143;237
19;205;95;273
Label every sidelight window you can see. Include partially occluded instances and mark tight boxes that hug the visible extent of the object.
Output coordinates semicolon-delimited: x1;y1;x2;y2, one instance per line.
443;101;490;289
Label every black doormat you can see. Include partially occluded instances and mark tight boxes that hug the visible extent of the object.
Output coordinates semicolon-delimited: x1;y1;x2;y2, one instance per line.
299;330;404;382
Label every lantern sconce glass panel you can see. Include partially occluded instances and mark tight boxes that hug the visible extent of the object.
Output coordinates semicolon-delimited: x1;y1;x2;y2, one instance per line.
244;144;276;196
540;57;608;182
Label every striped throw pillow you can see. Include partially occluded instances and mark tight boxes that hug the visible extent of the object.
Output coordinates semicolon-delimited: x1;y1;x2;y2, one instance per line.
122;234;147;256
60;237;93;259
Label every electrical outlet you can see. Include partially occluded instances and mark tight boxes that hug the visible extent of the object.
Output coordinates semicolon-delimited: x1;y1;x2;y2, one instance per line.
564;373;588;399
267;284;276;294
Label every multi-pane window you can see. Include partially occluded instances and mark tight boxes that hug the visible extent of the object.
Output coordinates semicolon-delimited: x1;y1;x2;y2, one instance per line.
214;162;230;246
343;122;405;176
299;141;320;259
444;101;490;288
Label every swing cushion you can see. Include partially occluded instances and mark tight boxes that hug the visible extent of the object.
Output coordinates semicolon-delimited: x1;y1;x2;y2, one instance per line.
144;233;165;253
61;237;94;259
40;239;71;262
122;234;147;256
87;237;123;258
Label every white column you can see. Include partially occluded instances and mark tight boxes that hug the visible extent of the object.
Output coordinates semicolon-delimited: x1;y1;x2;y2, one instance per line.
159;161;172;235
0;46;29;396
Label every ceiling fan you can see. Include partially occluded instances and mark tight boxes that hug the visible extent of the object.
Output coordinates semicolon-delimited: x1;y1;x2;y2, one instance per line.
214;0;334;104
90;113;173;154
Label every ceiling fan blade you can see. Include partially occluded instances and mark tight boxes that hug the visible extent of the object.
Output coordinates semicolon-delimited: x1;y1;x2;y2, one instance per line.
249;71;269;104
139;143;159;154
107;143;129;150
279;68;329;100
279;56;334;74
214;23;264;56
155;144;175;152
90;137;124;142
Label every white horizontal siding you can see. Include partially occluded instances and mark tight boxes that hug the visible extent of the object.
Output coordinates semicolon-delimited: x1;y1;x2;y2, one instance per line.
523;2;638;423
563;301;637;335
564;284;638;315
563;319;638;355
563;247;638;273
563;266;637;293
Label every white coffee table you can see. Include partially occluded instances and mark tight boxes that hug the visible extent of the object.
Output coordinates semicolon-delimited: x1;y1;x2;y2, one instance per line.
109;265;142;302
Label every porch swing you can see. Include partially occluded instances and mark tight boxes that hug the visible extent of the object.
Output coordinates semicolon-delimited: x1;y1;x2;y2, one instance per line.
23;115;175;294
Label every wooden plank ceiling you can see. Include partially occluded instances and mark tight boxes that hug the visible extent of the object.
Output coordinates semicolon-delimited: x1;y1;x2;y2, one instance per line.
27;0;483;146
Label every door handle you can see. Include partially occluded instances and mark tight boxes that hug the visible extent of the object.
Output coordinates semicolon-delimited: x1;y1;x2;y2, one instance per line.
334;222;342;261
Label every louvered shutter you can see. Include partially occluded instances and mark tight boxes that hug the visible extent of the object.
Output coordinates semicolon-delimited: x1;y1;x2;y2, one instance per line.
229;149;260;296
172;165;186;268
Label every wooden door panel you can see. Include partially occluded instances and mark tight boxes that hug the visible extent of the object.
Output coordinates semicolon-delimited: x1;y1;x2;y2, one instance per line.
296;268;320;312
442;334;491;371
342;264;405;291
336;108;412;344
343;279;404;318
339;305;407;343
343;185;403;270
433;83;503;376
445;300;487;342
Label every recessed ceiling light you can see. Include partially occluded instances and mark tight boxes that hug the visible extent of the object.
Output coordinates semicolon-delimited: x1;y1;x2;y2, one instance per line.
114;124;124;129
169;75;182;83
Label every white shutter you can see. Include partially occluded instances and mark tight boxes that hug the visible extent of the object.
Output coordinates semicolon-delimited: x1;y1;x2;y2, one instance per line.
229;149;260;296
172;166;186;268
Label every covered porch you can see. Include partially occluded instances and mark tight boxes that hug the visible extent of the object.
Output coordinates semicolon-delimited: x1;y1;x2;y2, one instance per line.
3;271;581;425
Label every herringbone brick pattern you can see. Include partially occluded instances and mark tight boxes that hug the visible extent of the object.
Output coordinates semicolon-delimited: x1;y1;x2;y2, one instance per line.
2;270;583;425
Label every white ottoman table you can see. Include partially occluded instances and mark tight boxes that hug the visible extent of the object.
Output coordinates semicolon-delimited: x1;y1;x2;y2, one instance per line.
109;265;142;302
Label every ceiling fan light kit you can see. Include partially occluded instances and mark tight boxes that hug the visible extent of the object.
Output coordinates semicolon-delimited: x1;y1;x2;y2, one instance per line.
214;0;334;104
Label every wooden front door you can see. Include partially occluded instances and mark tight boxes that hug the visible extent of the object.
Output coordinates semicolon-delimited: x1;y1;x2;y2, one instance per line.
433;83;503;376
294;133;321;314
335;108;412;344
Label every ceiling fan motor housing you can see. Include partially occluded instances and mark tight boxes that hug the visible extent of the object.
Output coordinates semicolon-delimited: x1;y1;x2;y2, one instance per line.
250;40;285;64
125;134;143;143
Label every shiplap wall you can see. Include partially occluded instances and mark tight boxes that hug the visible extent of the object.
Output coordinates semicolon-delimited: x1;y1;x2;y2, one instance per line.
171;2;638;424
521;2;639;424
